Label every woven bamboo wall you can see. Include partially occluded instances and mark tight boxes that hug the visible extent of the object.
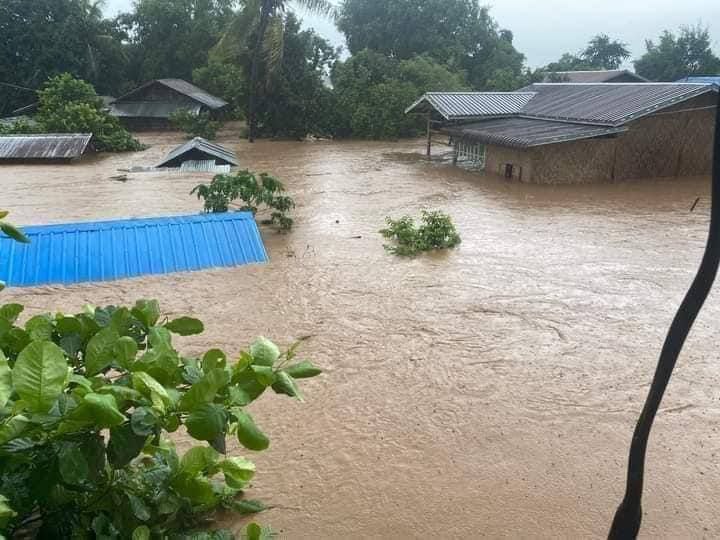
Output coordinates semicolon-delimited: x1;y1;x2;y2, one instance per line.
485;145;533;181
530;139;616;184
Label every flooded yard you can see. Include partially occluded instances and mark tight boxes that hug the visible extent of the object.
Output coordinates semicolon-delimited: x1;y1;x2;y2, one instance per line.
1;130;720;538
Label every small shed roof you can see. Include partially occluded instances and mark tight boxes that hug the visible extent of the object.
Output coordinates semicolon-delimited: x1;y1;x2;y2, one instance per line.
405;92;536;120
156;137;239;168
444;118;627;149
0;134;92;160
541;70;647;83
115;79;228;110
110;102;201;118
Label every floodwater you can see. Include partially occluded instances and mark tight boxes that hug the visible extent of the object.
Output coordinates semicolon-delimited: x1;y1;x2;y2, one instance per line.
1;129;720;539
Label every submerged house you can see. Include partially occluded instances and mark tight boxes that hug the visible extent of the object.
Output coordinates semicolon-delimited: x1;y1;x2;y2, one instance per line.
541;69;647;83
156;137;239;172
109;79;228;130
406;83;719;183
0;134;93;162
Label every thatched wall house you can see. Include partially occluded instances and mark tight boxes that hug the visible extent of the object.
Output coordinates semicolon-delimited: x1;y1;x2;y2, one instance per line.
109;79;227;130
406;83;718;183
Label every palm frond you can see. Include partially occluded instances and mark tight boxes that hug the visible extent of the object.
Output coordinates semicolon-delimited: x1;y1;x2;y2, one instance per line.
263;16;285;80
293;0;338;20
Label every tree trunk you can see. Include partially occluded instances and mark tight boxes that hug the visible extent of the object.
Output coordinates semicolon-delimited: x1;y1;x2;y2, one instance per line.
247;0;273;143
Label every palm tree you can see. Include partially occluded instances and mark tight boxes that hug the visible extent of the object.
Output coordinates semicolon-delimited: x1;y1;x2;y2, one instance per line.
246;0;335;142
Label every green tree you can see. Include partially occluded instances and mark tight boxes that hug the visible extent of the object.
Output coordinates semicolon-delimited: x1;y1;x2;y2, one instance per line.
0;0;129;115
582;34;631;70
635;25;720;81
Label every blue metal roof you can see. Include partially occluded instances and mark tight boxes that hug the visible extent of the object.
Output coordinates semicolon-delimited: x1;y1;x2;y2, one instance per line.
675;76;720;85
0;213;267;287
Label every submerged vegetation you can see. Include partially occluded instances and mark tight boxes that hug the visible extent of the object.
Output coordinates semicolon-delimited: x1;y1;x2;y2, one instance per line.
192;172;296;231
380;211;461;256
169;109;221;140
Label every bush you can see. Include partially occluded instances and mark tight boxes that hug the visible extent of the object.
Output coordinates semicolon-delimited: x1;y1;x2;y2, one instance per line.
36;73;144;153
0;299;321;538
169;109;221;140
380;210;461;256
192;172;296;231
0;119;44;136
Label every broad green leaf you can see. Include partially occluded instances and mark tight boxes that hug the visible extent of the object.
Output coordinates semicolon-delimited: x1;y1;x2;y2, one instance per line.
244;523;275;540
284;360;322;379
0;304;23;323
58;442;90;485
131;526;151;540
251;365;275;387
186;403;227;442
107;423;148;469
180;446;219;476
219;457;255;489
25;315;54;341
0;211;7;219
0;351;12;408
0;222;29;243
85;328;120;375
165;317;205;336
0;494;17;529
2;328;31;357
97;385;144;405
127;493;151;522
272;371;303;402
0;415;29;445
131;300;161;328
55;316;82;336
171;474;217;506
178;368;230;411
234;410;269;451
231;499;266;515
73;393;126;428
131;406;159;436
202;349;227;372
132;372;171;410
148;326;172;349
113;336;138;370
250;337;280;367
12;341;67;412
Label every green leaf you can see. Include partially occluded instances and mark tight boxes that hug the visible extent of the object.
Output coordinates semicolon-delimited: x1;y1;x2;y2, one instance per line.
231;499;266;515
219;457;255;489
234;410;270;451
180;446;219;476
284;360;322;379
165;317;205;336
202;349;227;372
272;371;303;402
0;304;23;323
113;336;138;370
107;423;147;468
127;493;151;522
12;341;68;412
244;523;275;540
171;474;217;506
131;300;161;328
132;372;171;411
186;403;227;442
131;526;151;540
0;222;29;243
178;368;230;411
148;326;172;350
131;406;159;436
0;494;17;529
25;315;54;341
73;393;126;427
250;337;280;367
0;415;30;445
58;442;90;485
56;316;82;336
0;351;12;409
85;328;120;375
251;365;275;387
97;385;144;405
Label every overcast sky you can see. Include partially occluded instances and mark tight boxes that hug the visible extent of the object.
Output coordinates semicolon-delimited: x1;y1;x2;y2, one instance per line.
103;0;720;68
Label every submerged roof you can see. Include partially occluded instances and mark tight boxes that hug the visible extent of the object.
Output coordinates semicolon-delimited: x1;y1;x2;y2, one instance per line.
445;117;627;149
114;79;228;110
0;213;267;287
110;101;201;119
675;75;720;85
0;134;92;160
405;92;536;120
541;70;647;83
157;137;239;168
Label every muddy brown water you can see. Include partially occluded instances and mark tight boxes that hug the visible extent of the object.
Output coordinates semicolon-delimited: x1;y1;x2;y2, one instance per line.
1;129;720;539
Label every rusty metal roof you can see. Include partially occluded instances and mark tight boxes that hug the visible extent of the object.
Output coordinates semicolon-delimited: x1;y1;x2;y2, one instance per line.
444;118;627;149
114;79;228;110
520;83;717;126
109;101;201;118
541;70;647;83
157;137;239;168
405;92;536;120
0;134;92;160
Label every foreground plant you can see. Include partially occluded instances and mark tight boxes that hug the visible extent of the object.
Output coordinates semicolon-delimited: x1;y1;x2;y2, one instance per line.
0;300;320;538
380;210;461;256
192;172;296;231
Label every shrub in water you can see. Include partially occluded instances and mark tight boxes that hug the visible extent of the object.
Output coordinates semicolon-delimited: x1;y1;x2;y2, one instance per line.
380;210;461;256
169;109;220;141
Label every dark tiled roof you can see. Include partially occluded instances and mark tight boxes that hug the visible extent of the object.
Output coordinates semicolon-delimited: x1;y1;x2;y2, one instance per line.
0;134;92;160
444;118;627;149
541;70;647;83
157;137;239;168
405;92;536;120
114;79;228;110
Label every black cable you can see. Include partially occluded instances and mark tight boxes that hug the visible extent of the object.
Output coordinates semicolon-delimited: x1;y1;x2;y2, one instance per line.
609;89;720;539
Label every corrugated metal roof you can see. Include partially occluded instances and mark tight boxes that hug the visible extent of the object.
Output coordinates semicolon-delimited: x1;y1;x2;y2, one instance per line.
405;92;536;120
541;70;647;83
675;76;720;85
444;117;627;149
0;213;267;287
520;83;717;126
0;134;92;160
114;79;228;110
157;137;239;168
109;101;201;118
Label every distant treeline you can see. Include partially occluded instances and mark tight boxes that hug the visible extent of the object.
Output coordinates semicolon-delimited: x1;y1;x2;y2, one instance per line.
1;0;719;139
